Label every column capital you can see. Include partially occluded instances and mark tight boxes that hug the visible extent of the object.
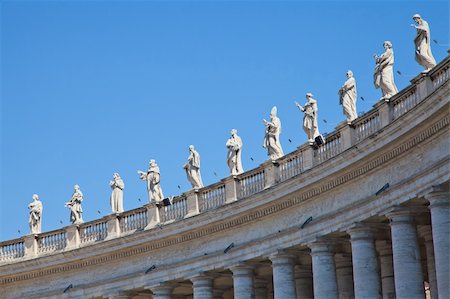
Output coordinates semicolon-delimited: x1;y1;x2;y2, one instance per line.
425;190;450;208
347;225;377;240
229;264;254;276
148;284;173;296
308;240;335;255
417;225;433;242
375;239;392;256
385;205;425;223
269;251;296;265
190;274;214;286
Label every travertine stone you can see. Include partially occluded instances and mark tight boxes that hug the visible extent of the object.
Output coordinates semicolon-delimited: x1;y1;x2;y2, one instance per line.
295;93;321;145
23;235;37;258
412;14;437;70
425;191;450;298
185;190;200;218
183;145;204;190
263;106;284;160
270;252;297;299
105;214;120;239
65;184;84;224
138;160;164;203
144;202;160;229
28;194;42;234
226;129;244;175
417;225;438;299
150;285;173;299
387;209;425;299
334;253;354;299
65;224;80;249
230;265;255;299
309;242;338;299
254;278;268;299
109;173;124;213
374;41;398;101
295;265;314;299
375;240;395;299
348;227;381;299
339;71;358;124
223;176;239;204
191;275;213;299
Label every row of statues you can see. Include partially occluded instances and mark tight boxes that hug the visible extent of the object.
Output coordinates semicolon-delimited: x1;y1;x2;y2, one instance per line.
26;14;438;234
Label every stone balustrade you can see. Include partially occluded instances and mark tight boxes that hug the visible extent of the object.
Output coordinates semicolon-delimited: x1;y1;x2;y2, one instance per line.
0;54;448;265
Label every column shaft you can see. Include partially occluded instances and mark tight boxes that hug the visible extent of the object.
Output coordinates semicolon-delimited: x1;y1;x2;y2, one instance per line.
375;240;396;299
309;243;339;299
191;275;214;299
270;253;297;299
231;265;255;299
295;266;314;299
334;253;354;299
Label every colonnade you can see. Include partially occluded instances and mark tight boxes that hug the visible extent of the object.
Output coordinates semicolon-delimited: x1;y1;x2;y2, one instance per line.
105;189;449;299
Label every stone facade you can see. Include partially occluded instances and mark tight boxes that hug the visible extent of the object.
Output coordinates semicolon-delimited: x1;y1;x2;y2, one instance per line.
0;56;449;299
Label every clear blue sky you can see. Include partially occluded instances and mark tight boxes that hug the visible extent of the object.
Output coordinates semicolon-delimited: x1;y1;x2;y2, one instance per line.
1;1;448;241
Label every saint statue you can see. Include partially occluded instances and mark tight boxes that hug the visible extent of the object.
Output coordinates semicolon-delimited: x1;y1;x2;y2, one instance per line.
374;41;399;101
226;129;244;175
339;70;358;124
109;172;124;213
65;184;84;224
138;160;164;203
295;93;321;145
263;106;284;160
28;194;42;234
412;14;436;71
183;145;204;189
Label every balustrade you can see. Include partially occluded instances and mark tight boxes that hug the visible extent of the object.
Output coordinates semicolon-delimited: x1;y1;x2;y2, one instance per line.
120;207;148;233
0;239;25;261
38;230;67;254
391;86;419;120
314;132;342;165
430;63;450;92
199;184;226;212
353;111;381;143
278;151;304;182
238;169;265;199
80;220;108;244
160;196;188;223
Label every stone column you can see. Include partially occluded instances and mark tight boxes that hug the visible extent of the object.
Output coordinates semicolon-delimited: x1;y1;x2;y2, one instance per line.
213;289;225;299
295;265;314;299
387;209;424;299
191;275;214;299
230;265;255;299
417;225;438;299
334;253;354;299
375;240;395;299
309;242;339;299
254;278;268;299
270;252;297;299
426;191;450;298
151;285;173;299
348;227;381;299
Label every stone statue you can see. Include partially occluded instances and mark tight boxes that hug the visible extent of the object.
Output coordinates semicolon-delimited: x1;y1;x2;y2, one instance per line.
183;145;204;189
263;106;284;160
28;194;42;234
138;160;164;203
411;14;436;71
339;70;358;124
65;184;84;224
374;41;399;101
226;129;244;175
109;173;124;213
295;93;321;145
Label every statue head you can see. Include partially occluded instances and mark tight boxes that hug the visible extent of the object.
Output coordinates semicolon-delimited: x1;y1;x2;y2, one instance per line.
383;41;392;49
113;172;120;178
412;14;422;23
346;70;353;78
189;145;195;151
149;159;156;166
270;106;277;118
306;92;314;101
231;129;237;136
74;184;80;190
32;194;39;201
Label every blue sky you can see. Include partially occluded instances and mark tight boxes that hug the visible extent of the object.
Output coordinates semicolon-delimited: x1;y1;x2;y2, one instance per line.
1;1;448;241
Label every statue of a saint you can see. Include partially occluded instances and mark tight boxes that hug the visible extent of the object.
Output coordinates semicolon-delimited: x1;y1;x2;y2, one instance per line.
183;145;203;189
374;41;399;101
226;129;244;175
295;93;321;145
263;106;284;160
109;173;124;213
411;14;436;71
339;70;358;124
28;194;42;234
138;160;164;203
65;184;84;224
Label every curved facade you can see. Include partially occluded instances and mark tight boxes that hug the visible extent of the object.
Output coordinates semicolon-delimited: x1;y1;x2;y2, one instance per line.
1;56;449;299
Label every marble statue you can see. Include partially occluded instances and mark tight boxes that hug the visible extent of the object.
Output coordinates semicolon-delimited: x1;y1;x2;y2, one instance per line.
226;129;244;175
28;194;42;234
374;41;399;101
339;70;358;124
412;14;436;71
263;106;284;160
138;160;164;203
109;173;124;213
183;145;204;189
295;93;321;145
65;184;84;224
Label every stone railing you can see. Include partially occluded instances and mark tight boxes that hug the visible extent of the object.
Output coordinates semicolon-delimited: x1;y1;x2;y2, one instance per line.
238;168;265;199
353;110;381;143
159;196;188;223
119;207;148;233
37;229;67;254
199;183;226;212
0;239;24;261
80;219;108;244
1;54;448;264
278;150;304;183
